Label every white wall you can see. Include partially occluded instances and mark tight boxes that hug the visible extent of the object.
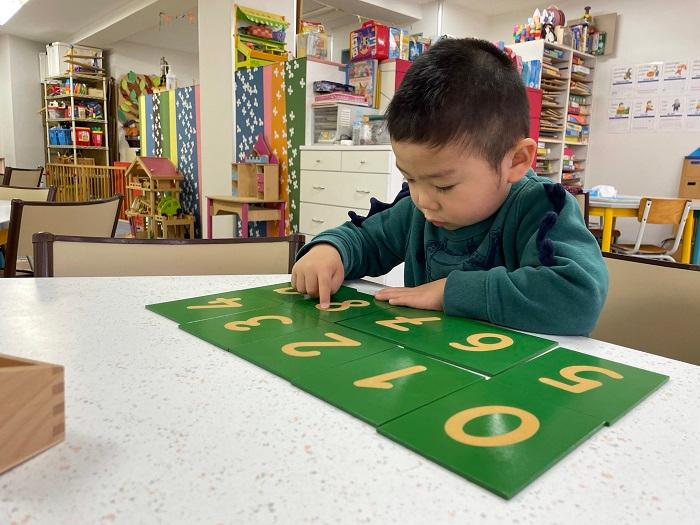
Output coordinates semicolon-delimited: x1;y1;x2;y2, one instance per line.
0;35;44;168
199;0;296;237
107;41;199;87
441;0;489;39
0;35;12;164
488;0;700;241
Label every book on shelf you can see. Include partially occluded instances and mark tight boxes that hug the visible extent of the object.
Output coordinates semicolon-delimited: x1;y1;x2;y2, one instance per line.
571;64;591;75
567;105;590;115
569;94;590;104
346;59;380;108
313;92;369;106
567;114;588;125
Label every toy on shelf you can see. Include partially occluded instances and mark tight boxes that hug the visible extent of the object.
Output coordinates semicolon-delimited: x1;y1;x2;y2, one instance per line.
514;6;566;43
233;134;279;201
124;157;195;239
235;5;289;70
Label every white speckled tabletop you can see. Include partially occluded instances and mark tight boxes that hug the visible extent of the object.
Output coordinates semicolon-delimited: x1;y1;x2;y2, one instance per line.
0;275;698;524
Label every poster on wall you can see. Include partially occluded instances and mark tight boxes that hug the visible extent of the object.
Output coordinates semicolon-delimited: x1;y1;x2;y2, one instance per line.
610;64;635;97
631;97;658;132
636;62;663;94
689;59;700;92
686;95;700;131
657;95;685;131
607;98;631;133
661;61;689;93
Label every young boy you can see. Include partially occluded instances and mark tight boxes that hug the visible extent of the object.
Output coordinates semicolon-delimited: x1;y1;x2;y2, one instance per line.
292;38;608;336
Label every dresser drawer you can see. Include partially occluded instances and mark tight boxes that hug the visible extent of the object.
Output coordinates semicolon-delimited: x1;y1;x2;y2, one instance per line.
299;202;368;236
341;150;392;173
300;150;342;171
300;170;389;208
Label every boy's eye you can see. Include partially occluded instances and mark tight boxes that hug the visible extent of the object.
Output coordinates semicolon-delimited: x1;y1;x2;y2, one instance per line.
435;185;455;192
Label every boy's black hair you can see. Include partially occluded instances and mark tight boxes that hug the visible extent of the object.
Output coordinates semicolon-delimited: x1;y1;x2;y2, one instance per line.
386;38;530;171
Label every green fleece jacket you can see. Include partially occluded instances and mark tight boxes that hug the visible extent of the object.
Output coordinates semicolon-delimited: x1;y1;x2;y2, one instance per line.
298;170;608;336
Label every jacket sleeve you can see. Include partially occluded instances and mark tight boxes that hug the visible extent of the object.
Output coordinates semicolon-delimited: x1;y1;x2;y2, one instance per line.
296;197;413;279
443;188;608;336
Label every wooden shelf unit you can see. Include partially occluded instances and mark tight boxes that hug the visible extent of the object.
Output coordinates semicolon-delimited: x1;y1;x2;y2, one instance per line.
510;40;596;189
43;62;110;166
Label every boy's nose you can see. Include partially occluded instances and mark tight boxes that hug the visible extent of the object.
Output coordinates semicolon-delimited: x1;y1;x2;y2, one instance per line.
414;190;439;211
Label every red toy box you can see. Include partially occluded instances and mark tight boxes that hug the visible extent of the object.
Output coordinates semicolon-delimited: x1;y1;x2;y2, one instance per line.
350;20;389;62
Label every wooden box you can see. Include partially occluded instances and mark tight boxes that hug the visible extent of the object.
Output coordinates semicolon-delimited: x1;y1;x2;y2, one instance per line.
679;157;700;200
0;354;65;474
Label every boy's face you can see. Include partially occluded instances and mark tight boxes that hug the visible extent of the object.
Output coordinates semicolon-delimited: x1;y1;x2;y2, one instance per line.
393;140;528;230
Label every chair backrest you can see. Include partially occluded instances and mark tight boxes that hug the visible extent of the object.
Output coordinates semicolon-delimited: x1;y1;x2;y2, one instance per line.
32;233;306;277
631;197;691;253
4;195;122;277
2;166;44;188
592;253;700;365
0;185;56;202
573;191;589;225
636;197;689;223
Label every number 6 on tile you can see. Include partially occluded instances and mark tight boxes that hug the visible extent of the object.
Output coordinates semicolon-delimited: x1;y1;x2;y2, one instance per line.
449;333;514;352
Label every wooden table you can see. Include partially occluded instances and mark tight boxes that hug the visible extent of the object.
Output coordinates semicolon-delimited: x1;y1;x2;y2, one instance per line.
206;195;285;239
0;275;698;523
589;196;700;264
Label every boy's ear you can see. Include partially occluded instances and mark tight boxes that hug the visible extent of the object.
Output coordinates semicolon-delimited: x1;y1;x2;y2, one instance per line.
503;138;537;183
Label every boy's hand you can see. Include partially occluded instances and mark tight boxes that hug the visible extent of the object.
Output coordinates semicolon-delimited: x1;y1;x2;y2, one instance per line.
374;279;446;311
291;243;345;308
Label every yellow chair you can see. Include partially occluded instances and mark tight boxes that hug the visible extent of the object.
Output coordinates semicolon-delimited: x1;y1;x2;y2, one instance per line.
32;233;305;277
611;197;691;262
3;195;122;277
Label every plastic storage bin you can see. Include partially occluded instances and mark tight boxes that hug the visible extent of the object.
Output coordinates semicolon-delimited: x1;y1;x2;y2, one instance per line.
74;127;91;146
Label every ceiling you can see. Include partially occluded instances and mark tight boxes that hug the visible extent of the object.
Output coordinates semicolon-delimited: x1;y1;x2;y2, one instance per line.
0;0;197;54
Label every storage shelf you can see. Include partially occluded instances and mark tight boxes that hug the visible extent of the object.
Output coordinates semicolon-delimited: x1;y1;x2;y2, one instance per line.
47;118;107;124
45;73;105;82
46;94;105;101
48;145;108;150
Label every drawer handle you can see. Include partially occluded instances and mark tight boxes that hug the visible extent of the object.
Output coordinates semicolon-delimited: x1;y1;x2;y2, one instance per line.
356;188;371;194
312;185;326;190
312;218;325;223
359;160;366;164
315;159;321;163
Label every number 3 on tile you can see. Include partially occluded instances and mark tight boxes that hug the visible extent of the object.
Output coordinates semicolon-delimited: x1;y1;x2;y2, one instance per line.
449;333;514;352
444;405;539;447
224;315;293;332
539;365;623;394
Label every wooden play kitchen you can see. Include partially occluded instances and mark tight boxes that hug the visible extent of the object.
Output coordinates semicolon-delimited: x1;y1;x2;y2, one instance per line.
125;157;195;239
0;353;65;474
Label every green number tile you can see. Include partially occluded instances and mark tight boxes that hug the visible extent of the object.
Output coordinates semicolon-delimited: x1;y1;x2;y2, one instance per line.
146;290;284;324
340;306;557;376
179;304;324;350
242;282;312;303
495;347;669;425
292;347;483;426
378;378;603;499
227;324;398;381
285;290;394;323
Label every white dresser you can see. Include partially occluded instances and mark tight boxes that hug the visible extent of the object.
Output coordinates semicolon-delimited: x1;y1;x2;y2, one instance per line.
299;145;405;287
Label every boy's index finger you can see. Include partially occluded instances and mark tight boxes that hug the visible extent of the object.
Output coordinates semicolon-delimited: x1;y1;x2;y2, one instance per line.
318;273;332;309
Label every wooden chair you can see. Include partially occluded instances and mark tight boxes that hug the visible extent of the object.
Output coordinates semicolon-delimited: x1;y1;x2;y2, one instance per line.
611;197;691;262
592;253;700;365
3;195;122;277
2;167;44;188
32;234;305;277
